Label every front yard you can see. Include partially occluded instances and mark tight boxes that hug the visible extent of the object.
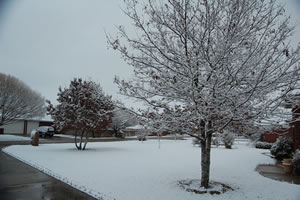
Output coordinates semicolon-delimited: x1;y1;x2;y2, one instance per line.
3;139;300;200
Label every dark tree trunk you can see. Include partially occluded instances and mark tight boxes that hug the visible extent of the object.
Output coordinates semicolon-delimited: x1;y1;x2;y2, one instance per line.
201;134;212;188
82;130;89;150
80;131;83;149
200;122;212;189
75;130;81;150
75;129;86;150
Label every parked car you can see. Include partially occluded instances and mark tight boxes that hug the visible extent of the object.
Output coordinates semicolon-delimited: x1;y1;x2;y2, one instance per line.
35;126;55;137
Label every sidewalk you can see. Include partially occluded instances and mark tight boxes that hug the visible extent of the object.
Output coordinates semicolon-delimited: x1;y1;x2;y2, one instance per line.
256;164;300;185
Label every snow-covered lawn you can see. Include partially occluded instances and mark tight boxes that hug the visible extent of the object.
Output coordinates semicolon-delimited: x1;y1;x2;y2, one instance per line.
55;134;122;140
3;140;300;200
0;134;31;141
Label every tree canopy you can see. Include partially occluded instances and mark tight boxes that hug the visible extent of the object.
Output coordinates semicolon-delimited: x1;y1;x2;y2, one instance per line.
0;73;45;126
109;0;300;188
47;78;114;150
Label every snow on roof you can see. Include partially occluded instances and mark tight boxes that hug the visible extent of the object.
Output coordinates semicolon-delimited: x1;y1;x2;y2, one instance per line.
125;124;145;130
18;115;53;122
33;115;53;122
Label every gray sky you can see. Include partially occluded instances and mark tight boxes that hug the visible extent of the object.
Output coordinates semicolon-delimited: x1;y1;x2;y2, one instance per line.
0;0;300;108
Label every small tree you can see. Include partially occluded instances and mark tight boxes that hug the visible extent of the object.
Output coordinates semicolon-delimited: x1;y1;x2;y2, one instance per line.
109;0;300;188
0;73;45;127
112;106;138;138
47;78;114;150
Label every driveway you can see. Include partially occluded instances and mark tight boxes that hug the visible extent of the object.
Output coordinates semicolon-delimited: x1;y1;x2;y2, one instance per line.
0;141;96;200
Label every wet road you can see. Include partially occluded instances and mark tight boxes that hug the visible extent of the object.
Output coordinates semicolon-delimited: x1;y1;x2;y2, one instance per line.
0;143;96;200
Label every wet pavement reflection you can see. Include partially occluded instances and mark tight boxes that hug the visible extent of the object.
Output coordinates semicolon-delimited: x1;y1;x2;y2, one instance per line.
256;164;300;185
0;144;95;200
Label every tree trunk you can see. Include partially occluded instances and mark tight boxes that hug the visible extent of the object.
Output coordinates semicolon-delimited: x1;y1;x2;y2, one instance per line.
75;129;86;150
75;130;81;150
201;133;212;188
83;130;89;150
200;122;212;188
79;130;84;150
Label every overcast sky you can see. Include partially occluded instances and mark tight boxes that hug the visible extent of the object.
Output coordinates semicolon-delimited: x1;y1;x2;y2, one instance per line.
0;0;300;108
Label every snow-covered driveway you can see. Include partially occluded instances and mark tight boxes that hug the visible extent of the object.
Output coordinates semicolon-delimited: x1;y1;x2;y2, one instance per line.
0;134;31;142
3;140;300;200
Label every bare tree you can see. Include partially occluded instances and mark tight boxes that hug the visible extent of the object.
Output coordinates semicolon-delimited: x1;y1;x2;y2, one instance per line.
0;73;45;126
47;78;114;150
109;0;300;188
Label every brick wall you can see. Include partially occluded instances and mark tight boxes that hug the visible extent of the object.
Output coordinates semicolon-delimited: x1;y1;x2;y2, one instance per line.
263;128;290;143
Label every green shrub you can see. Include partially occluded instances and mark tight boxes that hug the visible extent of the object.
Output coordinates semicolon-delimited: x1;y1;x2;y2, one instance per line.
255;141;272;149
270;136;293;160
292;149;300;175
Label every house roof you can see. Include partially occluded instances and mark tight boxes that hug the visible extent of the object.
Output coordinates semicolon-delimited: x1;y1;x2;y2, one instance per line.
19;115;53;122
125;124;144;130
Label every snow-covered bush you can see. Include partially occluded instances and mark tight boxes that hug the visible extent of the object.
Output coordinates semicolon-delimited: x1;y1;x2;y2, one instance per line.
211;132;221;147
193;137;220;147
223;132;234;149
270;136;293;160
136;127;149;141
212;137;220;146
192;138;201;147
137;134;147;141
255;141;273;149
292;149;300;175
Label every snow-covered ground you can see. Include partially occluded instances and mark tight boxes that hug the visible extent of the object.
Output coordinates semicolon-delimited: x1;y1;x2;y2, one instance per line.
55;133;184;140
55;134;125;140
3;139;300;200
0;134;31;141
54;134;77;139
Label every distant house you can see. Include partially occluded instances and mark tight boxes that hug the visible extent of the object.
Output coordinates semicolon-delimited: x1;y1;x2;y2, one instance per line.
263;106;300;150
123;125;168;137
0;116;53;135
123;125;145;137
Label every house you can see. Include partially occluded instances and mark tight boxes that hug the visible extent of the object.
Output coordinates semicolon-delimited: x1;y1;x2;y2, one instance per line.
0;116;53;135
264;128;290;143
263;106;300;150
123;125;145;137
